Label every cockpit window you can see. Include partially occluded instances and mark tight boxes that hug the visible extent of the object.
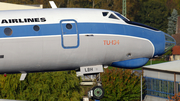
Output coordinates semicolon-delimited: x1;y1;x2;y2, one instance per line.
102;12;108;16
115;12;130;22
165;34;176;52
165;34;175;42
109;14;118;19
165;42;175;52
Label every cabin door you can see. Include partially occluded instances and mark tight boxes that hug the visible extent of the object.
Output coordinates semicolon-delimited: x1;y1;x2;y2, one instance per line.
60;19;79;49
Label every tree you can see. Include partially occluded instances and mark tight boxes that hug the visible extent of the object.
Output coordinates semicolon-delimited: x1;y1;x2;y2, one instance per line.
92;0;102;8
0;71;83;101
134;0;170;32
100;68;144;101
167;9;178;35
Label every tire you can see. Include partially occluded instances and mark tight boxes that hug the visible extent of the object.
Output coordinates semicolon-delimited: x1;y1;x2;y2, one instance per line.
92;86;105;100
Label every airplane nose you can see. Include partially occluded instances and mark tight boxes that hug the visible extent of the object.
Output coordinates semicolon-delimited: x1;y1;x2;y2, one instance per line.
164;33;176;52
152;32;176;57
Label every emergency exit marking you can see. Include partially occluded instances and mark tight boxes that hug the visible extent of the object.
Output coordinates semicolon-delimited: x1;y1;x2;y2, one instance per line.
104;40;119;45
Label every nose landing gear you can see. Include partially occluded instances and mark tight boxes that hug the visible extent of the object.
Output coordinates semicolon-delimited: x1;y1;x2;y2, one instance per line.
88;73;105;100
88;86;104;100
76;65;105;100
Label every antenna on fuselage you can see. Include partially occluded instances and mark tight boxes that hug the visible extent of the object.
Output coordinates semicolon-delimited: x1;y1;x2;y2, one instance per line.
49;1;57;8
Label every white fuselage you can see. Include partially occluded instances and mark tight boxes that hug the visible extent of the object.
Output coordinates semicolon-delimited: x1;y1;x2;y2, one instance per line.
0;8;172;73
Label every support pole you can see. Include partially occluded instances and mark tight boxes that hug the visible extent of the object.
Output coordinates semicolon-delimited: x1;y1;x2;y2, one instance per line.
174;73;176;97
141;75;142;101
141;68;144;101
122;0;126;17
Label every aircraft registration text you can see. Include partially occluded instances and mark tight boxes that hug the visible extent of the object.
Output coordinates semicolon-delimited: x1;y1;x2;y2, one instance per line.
103;40;119;45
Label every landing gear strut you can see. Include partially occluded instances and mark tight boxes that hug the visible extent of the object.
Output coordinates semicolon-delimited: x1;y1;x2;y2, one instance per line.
76;65;105;100
88;73;105;100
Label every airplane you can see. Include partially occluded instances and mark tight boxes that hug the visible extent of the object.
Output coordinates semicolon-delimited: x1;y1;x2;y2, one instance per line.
0;1;176;100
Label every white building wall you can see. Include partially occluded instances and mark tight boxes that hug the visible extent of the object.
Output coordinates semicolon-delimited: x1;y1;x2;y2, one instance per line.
144;70;174;81
144;70;158;78
159;72;174;81
174;55;180;60
176;74;180;82
0;2;42;10
144;95;167;101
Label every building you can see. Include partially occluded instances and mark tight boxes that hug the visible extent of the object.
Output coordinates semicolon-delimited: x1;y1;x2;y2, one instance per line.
0;2;43;10
143;60;180;101
171;16;180;61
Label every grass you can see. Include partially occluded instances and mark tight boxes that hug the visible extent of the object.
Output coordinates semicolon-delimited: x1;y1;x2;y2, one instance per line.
135;60;168;70
108;60;168;70
145;60;168;66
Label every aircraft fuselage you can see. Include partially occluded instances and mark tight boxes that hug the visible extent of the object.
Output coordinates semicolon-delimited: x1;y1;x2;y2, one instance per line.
0;8;175;73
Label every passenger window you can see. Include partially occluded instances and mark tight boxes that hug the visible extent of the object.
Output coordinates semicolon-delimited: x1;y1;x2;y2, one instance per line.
102;12;108;16
33;25;40;31
109;14;118;20
66;23;72;29
4;27;13;36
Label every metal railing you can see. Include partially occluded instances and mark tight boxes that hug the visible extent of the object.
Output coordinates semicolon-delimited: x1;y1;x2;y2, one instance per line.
145;77;178;99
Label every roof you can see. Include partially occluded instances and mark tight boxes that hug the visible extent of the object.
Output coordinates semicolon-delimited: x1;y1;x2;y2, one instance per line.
143;60;180;73
172;45;180;55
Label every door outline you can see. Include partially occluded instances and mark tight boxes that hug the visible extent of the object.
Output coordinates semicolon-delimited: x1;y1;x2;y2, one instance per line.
60;19;79;49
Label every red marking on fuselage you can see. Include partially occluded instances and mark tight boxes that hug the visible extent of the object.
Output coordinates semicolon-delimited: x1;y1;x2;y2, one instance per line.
104;40;119;45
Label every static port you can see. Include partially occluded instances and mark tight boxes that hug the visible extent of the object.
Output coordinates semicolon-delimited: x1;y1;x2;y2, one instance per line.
127;53;131;57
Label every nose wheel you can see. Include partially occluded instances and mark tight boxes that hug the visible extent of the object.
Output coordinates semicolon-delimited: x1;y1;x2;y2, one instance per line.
88;86;104;100
88;73;105;100
91;86;104;100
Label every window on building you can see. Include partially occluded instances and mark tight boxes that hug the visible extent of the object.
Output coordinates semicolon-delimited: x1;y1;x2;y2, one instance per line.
145;77;178;99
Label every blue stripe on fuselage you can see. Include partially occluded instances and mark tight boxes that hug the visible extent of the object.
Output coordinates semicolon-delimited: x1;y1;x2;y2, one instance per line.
0;23;165;56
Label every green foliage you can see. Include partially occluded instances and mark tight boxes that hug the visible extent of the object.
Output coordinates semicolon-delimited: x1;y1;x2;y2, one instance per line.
167;9;178;35
0;71;83;101
101;68;144;101
164;49;172;55
145;60;167;66
134;0;169;32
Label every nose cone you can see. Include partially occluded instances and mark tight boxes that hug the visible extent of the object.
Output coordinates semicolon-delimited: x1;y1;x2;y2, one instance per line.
152;32;176;57
164;33;176;52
